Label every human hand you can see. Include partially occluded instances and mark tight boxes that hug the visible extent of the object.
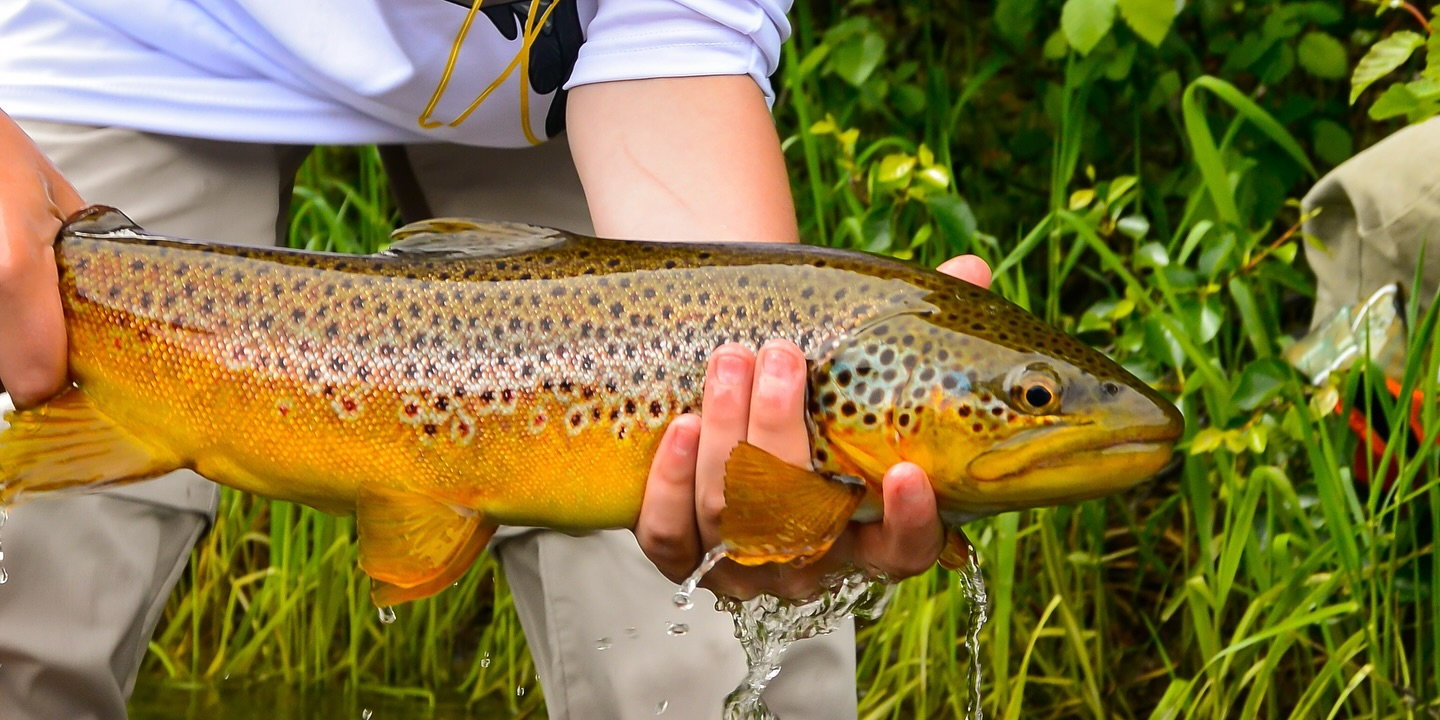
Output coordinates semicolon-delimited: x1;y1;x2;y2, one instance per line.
635;255;993;599
0;110;85;407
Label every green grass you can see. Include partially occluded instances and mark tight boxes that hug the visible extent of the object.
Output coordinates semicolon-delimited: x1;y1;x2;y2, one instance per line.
137;3;1440;718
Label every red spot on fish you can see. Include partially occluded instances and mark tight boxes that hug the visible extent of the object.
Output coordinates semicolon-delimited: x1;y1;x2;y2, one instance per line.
113;339;122;349
342;397;358;413
404;402;420;417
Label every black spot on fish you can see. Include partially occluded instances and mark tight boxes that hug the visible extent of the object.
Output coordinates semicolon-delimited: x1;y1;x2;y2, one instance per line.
840;401;857;417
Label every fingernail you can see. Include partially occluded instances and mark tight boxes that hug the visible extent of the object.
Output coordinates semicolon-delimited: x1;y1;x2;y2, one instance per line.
716;353;746;385
758;345;798;383
670;420;699;459
896;464;926;502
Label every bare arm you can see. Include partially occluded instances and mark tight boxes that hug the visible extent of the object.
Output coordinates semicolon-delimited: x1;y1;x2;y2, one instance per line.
567;76;990;598
0;109;85;407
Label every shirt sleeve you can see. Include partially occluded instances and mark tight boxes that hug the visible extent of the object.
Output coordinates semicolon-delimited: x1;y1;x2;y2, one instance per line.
564;0;791;104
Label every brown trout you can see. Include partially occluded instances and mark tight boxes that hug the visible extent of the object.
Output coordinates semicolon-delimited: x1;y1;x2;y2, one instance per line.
0;206;1183;605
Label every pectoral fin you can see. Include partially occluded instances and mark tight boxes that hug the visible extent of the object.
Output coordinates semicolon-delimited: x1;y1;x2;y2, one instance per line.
0;388;182;506
718;441;867;567
938;526;974;571
356;484;496;606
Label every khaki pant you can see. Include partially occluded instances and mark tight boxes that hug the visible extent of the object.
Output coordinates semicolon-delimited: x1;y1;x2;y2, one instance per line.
0;121;857;720
1303;117;1440;326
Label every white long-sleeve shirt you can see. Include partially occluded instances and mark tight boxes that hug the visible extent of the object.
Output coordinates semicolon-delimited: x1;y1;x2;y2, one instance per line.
0;0;789;147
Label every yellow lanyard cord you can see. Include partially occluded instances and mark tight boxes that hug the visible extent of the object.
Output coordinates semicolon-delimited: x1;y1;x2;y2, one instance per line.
417;0;562;146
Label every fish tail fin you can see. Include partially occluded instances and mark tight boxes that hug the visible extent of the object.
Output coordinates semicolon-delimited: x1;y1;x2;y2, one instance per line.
718;441;867;567
0;388;182;507
357;483;499;606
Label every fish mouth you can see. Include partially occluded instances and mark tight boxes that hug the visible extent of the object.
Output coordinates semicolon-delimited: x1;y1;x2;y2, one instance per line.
964;421;1182;506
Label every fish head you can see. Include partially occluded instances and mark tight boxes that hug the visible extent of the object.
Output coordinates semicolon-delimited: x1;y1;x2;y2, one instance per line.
809;292;1183;521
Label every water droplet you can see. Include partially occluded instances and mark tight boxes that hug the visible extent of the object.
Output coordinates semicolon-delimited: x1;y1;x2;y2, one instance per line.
0;567;8;585
362;710;373;720
377;606;396;625
673;543;727;609
655;700;669;715
516;687;526;697
480;657;491;668
665;622;688;637
625;626;639;639
594;637;612;651
0;507;8;529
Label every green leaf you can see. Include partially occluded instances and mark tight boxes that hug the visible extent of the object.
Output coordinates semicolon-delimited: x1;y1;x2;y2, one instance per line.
1117;0;1176;47
995;0;1042;45
1297;32;1348;80
1043;29;1071;60
926;195;978;249
1233;358;1294;411
1137;241;1169;268
875;153;916;186
1117;215;1150;240
1368;82;1421;120
1061;0;1118;56
1351;31;1424;104
831;32;887;87
1311;119;1353;166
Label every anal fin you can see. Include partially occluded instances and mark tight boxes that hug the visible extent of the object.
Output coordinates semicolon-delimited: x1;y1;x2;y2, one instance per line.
0;388;182;506
356;483;496;606
718;441;867;567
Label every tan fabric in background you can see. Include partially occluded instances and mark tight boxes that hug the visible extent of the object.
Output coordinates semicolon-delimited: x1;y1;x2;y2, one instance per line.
1303;117;1440;326
0;124;857;720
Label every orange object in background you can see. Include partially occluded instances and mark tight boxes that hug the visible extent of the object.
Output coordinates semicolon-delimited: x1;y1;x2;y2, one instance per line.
1344;378;1436;490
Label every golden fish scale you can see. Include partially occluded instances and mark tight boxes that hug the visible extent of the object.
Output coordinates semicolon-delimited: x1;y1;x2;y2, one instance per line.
56;234;966;530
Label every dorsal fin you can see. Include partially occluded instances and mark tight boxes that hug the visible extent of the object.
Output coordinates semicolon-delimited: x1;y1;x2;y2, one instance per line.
380;218;572;259
60;205;145;240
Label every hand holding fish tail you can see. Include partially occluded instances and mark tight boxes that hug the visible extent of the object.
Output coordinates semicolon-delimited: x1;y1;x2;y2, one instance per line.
0;109;84;407
637;259;992;600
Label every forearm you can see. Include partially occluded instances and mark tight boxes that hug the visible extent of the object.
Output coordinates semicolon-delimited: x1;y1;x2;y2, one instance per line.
566;75;798;245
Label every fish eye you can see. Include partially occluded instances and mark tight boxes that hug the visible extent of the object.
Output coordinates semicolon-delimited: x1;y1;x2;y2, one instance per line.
1007;365;1062;415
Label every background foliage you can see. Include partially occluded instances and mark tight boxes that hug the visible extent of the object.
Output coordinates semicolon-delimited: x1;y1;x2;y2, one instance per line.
136;1;1440;718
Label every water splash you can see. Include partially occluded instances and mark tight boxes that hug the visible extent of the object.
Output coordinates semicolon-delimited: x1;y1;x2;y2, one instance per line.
665;622;689;637
655;699;670;715
361;710;373;720
377;606;396;625
480;653;491;668
673;544;728;610
717;568;895;720
516;687;526;697
595;637;612;651
959;550;990;720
